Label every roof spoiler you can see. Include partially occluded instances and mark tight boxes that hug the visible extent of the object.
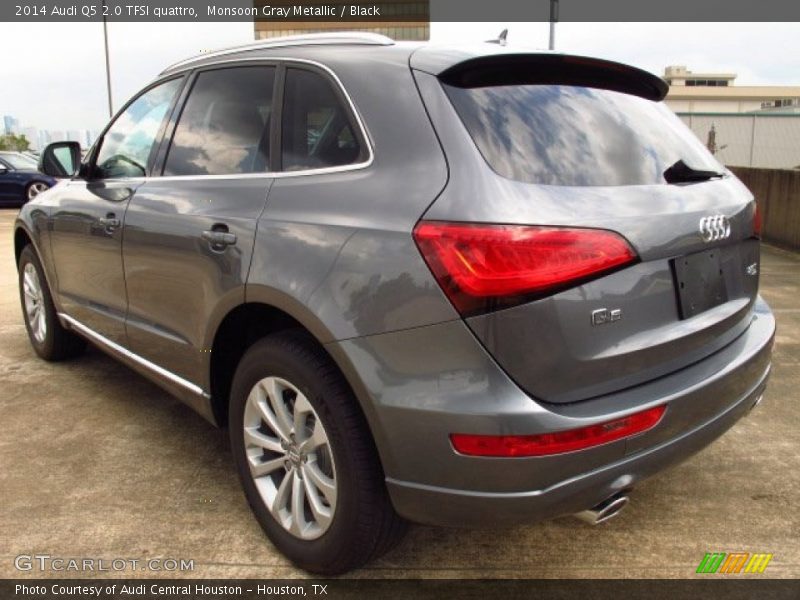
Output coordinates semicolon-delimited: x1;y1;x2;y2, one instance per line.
439;54;668;101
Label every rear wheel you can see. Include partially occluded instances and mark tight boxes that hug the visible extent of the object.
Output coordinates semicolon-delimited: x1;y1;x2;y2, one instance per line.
229;331;406;574
18;245;86;360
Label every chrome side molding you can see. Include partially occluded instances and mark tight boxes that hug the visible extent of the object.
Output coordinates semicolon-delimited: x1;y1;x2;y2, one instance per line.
58;313;208;399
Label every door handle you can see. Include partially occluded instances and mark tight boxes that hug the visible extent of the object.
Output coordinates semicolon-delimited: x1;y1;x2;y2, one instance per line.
98;214;120;230
201;228;237;249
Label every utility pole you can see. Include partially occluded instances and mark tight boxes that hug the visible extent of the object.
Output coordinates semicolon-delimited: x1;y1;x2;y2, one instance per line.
549;0;559;50
102;0;113;118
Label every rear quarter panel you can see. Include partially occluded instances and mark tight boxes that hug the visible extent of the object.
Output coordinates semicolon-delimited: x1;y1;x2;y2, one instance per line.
246;47;455;341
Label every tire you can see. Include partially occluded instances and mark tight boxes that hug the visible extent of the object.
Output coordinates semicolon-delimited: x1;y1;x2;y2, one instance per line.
229;330;406;574
18;245;86;361
25;181;50;203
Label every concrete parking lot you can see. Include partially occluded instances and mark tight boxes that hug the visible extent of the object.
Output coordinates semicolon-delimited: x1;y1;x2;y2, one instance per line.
1;207;798;579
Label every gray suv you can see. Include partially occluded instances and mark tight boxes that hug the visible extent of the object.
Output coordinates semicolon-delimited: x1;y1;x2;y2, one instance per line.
15;33;775;574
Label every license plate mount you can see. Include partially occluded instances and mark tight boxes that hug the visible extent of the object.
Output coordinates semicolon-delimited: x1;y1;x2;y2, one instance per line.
672;248;729;319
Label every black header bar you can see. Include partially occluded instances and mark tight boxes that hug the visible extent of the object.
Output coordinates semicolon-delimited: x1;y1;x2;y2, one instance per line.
2;0;800;22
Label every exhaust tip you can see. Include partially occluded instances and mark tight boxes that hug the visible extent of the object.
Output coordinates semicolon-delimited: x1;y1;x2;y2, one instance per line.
748;393;764;415
575;494;629;525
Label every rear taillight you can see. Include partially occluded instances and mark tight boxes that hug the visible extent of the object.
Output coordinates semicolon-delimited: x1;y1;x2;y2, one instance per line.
413;221;638;316
450;405;666;457
753;202;762;238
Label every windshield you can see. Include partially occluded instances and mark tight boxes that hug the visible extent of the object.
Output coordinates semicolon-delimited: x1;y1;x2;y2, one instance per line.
444;84;724;186
1;153;39;170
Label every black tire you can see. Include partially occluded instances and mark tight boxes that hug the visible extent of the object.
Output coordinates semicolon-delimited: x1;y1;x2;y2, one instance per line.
229;330;406;574
18;245;86;361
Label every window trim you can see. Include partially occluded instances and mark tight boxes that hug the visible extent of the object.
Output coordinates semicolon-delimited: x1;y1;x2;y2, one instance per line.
85;74;187;181
151;56;374;181
278;63;370;173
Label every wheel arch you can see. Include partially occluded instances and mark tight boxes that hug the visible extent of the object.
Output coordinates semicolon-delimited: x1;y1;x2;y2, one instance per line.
207;290;387;469
14;220;60;296
14;225;34;267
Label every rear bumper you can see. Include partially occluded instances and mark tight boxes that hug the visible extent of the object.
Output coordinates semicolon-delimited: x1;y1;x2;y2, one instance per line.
326;297;775;527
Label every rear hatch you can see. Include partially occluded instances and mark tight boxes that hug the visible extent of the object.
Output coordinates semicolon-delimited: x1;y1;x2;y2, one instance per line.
411;51;761;403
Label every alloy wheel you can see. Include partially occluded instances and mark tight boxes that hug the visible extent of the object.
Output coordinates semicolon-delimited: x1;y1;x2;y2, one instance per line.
243;376;337;540
22;262;47;343
27;182;49;201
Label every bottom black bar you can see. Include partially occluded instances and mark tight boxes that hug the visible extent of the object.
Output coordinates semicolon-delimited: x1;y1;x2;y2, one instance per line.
2;579;800;600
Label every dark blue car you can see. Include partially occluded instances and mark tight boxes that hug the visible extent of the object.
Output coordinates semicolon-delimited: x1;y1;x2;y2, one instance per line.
0;152;57;207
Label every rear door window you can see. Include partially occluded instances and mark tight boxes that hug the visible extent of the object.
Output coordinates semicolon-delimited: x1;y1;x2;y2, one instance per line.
444;83;723;186
164;66;275;176
281;68;365;171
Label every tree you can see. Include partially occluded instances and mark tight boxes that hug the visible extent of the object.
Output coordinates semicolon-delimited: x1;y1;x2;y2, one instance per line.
0;133;31;151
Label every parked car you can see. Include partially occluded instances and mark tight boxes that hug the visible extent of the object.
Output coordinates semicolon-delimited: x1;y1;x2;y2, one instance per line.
0;151;56;206
14;33;774;574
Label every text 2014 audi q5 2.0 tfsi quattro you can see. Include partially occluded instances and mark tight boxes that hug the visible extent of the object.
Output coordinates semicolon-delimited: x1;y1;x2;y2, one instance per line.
15;34;774;574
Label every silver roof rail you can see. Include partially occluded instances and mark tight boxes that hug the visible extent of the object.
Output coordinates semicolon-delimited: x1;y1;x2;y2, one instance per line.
160;32;395;75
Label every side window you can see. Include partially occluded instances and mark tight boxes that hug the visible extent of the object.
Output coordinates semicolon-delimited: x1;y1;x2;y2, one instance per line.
164;66;275;176
94;78;182;179
281;68;364;171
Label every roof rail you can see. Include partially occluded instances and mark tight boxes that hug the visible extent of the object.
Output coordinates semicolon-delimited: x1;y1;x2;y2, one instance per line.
160;32;395;74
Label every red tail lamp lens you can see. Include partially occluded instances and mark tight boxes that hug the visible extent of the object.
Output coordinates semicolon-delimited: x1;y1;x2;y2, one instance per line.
450;405;666;457
754;203;762;238
413;222;637;316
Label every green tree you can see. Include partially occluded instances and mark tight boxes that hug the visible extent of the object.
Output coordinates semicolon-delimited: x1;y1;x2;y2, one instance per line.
0;134;31;151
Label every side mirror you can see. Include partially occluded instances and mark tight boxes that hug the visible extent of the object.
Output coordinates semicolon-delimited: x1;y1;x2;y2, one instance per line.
39;141;82;178
0;165;8;174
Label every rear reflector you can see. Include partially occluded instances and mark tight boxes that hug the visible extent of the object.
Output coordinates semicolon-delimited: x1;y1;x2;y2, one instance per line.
413;222;637;316
450;405;666;457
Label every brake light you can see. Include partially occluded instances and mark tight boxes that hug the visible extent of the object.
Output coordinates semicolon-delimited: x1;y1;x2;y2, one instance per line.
413;222;637;316
450;405;666;457
753;203;762;238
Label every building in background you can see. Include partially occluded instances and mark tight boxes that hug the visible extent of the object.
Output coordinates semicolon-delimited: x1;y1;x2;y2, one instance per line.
20;126;39;150
3;115;20;135
663;66;800;169
664;65;800;113
253;1;429;41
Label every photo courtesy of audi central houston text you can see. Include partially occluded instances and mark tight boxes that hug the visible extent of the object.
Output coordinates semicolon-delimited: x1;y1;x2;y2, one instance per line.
8;19;784;579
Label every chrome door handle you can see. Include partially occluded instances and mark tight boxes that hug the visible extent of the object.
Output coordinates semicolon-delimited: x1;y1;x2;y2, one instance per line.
201;229;237;248
98;215;120;229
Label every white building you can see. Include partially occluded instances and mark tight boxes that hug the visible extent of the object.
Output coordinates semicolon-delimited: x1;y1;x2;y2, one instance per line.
664;65;800;114
664;66;800;169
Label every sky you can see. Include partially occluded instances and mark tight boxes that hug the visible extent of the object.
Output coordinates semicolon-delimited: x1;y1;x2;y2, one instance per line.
0;21;798;132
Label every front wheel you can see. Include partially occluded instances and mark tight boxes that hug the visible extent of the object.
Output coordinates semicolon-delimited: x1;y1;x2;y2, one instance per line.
18;245;86;360
229;331;406;574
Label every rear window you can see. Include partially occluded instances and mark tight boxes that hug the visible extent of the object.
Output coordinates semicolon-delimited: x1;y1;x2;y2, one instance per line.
444;84;723;186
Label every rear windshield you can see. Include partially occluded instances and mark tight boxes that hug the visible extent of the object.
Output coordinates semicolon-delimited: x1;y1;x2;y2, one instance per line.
444;84;723;186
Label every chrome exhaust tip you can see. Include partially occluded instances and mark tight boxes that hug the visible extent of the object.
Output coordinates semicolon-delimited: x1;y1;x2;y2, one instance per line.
748;393;764;415
574;494;630;525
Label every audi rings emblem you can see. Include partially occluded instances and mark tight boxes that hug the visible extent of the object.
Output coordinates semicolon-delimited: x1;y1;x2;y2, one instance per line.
699;215;731;242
